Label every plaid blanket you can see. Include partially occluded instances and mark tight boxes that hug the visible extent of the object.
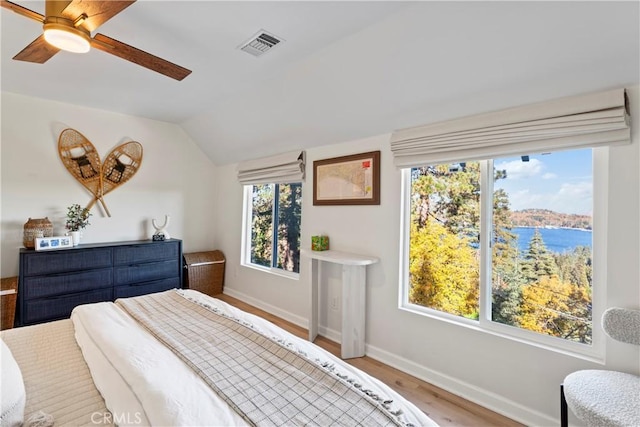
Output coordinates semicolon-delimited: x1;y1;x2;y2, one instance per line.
116;290;404;427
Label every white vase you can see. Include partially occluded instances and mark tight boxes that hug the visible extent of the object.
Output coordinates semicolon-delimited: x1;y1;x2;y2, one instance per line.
70;231;81;246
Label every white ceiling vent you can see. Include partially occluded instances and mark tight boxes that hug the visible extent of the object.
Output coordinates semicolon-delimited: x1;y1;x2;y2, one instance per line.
238;30;283;57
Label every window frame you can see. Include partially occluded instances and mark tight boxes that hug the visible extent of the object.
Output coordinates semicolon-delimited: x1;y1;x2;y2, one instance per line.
241;184;301;280
399;148;607;361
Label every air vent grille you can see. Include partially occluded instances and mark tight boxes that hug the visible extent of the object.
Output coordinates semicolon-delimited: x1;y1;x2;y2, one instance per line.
239;30;283;57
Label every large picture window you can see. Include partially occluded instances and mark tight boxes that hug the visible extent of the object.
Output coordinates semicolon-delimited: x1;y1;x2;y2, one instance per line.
403;148;596;348
243;183;302;275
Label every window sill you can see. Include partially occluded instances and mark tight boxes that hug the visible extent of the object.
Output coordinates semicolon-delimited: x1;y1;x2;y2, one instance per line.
241;263;300;281
399;303;605;365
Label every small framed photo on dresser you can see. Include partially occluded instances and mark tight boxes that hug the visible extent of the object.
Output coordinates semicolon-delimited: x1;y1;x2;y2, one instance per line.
35;236;73;251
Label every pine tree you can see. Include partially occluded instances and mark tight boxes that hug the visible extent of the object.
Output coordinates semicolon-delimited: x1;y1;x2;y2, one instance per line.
520;229;558;283
250;184;274;267
277;183;302;272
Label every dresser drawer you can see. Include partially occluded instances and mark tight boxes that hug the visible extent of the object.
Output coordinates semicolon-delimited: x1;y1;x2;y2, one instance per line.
23;268;112;299
113;241;179;265
22;248;112;276
23;288;113;325
114;277;180;299
114;260;179;285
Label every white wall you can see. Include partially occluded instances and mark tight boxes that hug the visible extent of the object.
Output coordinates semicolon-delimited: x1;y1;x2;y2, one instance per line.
216;86;640;425
1;92;217;277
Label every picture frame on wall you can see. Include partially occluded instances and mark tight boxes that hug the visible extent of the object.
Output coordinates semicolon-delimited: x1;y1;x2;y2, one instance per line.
313;150;381;205
35;236;73;251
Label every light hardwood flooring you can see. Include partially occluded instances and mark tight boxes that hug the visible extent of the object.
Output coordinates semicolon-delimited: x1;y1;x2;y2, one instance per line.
215;293;524;427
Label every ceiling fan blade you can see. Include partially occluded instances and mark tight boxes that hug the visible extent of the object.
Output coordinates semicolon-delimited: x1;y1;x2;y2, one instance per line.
13;35;60;63
61;0;135;32
91;33;192;81
1;0;45;23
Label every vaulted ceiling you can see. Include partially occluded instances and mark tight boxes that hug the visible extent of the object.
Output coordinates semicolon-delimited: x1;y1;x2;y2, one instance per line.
2;1;639;164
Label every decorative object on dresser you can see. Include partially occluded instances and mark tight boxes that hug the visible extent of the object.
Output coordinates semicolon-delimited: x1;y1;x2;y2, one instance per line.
65;203;91;246
152;214;171;240
1;277;18;330
58;128;143;217
22;217;53;249
17;239;183;326
183;251;226;296
34;236;73;251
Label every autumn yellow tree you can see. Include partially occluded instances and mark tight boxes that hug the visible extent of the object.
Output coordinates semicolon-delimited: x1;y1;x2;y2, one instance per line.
519;276;570;334
409;221;479;317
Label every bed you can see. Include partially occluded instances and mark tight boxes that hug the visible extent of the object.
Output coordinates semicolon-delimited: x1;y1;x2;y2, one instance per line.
2;289;438;427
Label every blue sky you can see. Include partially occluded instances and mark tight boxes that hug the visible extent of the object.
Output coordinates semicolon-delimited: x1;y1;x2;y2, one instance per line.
494;148;592;216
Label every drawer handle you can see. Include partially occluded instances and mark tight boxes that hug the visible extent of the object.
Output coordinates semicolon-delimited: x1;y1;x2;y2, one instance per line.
41;293;80;301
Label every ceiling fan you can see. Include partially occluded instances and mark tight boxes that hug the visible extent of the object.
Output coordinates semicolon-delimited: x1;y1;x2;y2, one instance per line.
1;0;191;80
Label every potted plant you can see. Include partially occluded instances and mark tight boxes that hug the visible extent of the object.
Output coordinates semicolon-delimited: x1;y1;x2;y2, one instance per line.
66;204;91;246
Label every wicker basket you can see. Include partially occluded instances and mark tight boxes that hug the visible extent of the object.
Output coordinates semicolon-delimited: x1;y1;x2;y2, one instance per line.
1;277;18;330
23;217;53;249
183;250;225;296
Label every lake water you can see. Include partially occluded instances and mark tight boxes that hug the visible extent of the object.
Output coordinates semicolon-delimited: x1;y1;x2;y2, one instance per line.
512;227;592;254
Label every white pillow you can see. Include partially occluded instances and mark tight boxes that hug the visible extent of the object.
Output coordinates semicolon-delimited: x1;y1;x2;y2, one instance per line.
1;339;25;427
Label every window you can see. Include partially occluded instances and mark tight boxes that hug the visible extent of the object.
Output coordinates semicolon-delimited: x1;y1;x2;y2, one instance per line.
403;148;596;349
242;182;302;275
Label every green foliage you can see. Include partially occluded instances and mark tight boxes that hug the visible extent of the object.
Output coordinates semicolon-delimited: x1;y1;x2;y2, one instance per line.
250;185;274;268
520;229;559;283
554;246;592;288
411;163;481;242
491;188;523;325
250;183;302;273
66;203;91;231
276;183;302;273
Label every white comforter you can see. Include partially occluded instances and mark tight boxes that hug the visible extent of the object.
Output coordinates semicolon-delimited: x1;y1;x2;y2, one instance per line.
72;290;437;427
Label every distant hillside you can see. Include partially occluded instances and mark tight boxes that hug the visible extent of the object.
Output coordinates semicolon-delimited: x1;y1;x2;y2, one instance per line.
510;209;592;230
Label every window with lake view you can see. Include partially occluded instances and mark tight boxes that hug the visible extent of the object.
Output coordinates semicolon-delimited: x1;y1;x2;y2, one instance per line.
405;148;593;344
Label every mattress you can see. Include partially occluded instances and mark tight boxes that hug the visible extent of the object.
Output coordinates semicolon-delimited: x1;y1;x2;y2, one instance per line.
1;320;113;427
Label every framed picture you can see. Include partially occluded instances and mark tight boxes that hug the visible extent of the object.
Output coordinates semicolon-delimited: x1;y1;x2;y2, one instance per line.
313;150;381;205
35;236;73;251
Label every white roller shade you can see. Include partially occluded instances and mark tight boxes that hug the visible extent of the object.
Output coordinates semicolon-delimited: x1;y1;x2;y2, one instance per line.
237;150;305;185
391;88;630;168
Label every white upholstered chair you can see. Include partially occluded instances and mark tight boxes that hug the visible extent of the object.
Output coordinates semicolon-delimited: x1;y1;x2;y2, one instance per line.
561;307;640;427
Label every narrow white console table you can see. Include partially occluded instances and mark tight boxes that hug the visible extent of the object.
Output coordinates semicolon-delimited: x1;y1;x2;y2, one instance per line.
302;249;379;359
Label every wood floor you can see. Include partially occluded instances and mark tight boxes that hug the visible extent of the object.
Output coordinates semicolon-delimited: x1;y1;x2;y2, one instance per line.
215;293;524;427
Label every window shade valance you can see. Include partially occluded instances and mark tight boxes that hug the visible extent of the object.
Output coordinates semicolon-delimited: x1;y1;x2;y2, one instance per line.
390;88;630;168
237;150;305;185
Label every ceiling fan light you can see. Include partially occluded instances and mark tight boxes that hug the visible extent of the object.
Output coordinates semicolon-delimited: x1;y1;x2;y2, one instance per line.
43;25;90;53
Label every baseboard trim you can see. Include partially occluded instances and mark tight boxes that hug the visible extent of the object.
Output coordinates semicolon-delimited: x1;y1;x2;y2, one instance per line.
222;288;310;329
364;344;555;426
221;288;555;426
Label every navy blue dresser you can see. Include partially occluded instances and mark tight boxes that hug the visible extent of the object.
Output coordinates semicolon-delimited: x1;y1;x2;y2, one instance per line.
17;239;182;326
